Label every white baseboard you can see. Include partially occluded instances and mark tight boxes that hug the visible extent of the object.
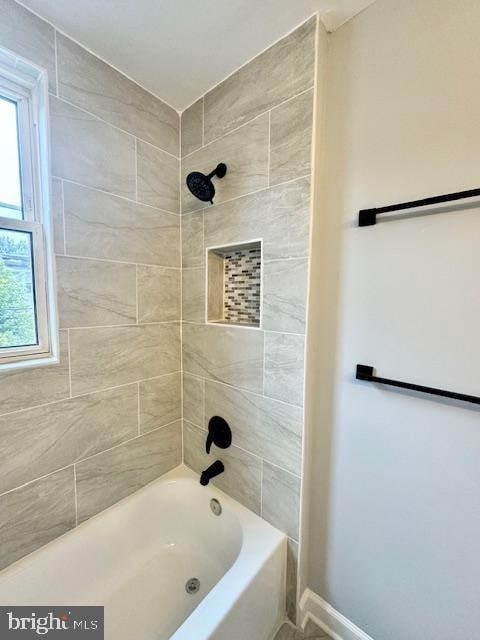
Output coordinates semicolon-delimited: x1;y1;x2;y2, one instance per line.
299;589;375;640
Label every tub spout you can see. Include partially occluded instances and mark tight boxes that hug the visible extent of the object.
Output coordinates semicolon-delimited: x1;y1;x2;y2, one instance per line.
200;460;224;486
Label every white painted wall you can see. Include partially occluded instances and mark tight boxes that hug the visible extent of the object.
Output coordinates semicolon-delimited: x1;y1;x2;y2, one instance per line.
304;1;480;638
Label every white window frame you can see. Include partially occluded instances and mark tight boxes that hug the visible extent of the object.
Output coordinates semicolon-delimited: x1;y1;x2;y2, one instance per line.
0;47;58;369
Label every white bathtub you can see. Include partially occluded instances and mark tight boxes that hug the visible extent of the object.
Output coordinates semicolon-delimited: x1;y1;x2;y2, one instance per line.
0;465;286;639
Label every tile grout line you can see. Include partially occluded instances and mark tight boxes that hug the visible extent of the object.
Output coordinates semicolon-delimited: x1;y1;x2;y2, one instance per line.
0;371;183;419
0;419;183;501
181;172;311;216
179;368;304;411
56;252;182;270
182;85;315;160
55;176;181;218
50;93;180;161
179;137;185;464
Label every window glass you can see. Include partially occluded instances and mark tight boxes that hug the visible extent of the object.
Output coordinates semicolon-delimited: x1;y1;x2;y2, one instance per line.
0;95;23;220
0;227;37;348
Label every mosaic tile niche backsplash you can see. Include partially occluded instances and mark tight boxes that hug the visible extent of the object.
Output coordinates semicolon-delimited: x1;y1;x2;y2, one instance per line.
223;246;261;326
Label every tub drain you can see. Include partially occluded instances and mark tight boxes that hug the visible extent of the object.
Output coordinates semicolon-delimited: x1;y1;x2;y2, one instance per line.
185;577;200;595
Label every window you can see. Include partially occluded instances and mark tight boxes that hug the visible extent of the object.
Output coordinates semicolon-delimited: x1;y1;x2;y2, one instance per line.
0;50;57;368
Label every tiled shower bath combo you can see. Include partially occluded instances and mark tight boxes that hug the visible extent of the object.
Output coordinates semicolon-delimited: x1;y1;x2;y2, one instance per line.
0;1;315;637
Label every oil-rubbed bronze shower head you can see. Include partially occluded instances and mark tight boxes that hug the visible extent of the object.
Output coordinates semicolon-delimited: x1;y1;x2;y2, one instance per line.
186;163;227;204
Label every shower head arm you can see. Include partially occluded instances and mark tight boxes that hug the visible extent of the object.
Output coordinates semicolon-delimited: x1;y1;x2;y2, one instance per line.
206;163;227;180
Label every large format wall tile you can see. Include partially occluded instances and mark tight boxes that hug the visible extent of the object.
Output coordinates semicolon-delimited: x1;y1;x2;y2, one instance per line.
0;331;69;415
50;97;136;198
0;385;138;494
182;323;263;393
270;89;314;186
57;34;178;155
182;268;205;322
57;256;136;328
0;468;75;571
0;0;56;93
262;462;301;540
204;380;303;475
263;259;308;333
181;98;203;157
137;141;180;213
181;115;269;213
204;177;310;261
137;265;181;323
64;182;180;267
139;373;182;433
70;323;181;395
203;17;316;142
183;421;261;514
76;422;182;523
264;332;305;407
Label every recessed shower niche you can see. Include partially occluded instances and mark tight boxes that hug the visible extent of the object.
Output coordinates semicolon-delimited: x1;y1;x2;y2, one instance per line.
206;241;262;328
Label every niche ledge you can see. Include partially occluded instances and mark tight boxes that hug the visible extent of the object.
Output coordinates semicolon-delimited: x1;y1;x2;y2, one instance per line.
206;241;262;328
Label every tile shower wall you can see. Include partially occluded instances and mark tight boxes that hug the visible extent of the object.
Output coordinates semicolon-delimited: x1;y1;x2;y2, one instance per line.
0;0;181;571
181;16;316;620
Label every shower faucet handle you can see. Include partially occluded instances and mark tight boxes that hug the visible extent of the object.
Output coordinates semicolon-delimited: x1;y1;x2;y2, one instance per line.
206;416;232;454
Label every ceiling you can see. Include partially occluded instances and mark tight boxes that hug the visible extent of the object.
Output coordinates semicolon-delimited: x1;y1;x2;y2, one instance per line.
19;0;376;111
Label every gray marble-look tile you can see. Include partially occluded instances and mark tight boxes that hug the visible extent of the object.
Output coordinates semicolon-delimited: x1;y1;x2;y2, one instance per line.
52;178;65;254
0;330;70;416
76;422;182;523
0;0;56;93
57;34;178;155
51;97;136;199
181;98;203;157
181;115;269;213
64;182;180;268
57;256;136;328
182;211;204;267
287;538;299;623
204;177;311;261
264;332;305;407
0;468;76;571
182;323;263;393
263;259;308;333
137;265;181;323
182;268;205;322
262;462;301;540
70;323;181;395
204;18;316;143
139;373;181;433
137;140;180;213
270;89;314;186
182;374;204;427
205;380;302;475
0;385;138;495
183;420;261;514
